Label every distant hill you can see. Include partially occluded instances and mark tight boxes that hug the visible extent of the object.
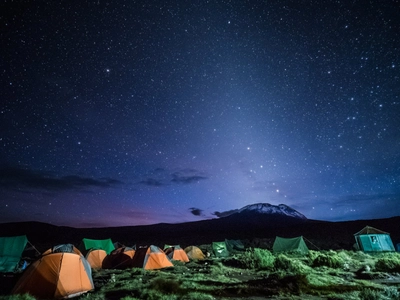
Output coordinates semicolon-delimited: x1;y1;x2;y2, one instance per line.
0;203;399;252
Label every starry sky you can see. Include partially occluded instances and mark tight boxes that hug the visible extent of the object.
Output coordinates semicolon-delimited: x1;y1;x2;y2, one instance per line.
1;0;399;228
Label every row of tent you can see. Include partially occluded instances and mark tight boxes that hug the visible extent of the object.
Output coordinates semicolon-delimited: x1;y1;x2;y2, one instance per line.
0;225;397;299
1;225;397;274
0;239;208;299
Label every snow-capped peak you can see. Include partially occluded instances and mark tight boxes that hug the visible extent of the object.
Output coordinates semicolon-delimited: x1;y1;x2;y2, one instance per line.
237;203;307;219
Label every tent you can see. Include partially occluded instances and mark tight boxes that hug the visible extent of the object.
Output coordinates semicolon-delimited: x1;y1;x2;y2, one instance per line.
163;245;189;263
225;239;245;252
184;246;205;260
212;241;230;257
86;249;107;270
102;247;135;269
12;244;94;299
131;245;173;270
0;235;28;273
354;226;395;252
272;236;309;254
79;238;115;255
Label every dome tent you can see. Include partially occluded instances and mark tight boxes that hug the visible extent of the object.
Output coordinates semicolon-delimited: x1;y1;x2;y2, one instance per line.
12;244;94;299
184;246;205;260
163;245;189;263
86;248;107;270
102;247;135;269
131;245;173;270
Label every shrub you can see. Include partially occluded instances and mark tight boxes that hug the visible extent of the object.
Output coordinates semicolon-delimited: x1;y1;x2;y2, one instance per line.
253;248;275;269
274;254;310;275
240;248;275;270
375;254;400;273
310;250;345;269
359;288;387;300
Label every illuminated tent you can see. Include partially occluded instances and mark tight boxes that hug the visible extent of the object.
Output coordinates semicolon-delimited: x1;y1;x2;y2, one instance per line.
12;244;94;299
354;226;395;252
86;249;107;270
163;245;189;263
212;241;230;257
272;236;309;254
79;238;115;255
184;246;206;260
102;247;135;269
0;235;28;273
131;245;173;270
225;239;245;252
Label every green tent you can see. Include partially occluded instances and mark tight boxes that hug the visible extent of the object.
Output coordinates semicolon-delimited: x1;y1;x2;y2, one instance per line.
0;235;28;272
212;241;230;257
354;226;395;252
80;238;115;255
272;236;309;255
225;239;245;252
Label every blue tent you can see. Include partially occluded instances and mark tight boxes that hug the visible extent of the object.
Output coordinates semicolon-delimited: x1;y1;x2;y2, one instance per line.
354;226;395;252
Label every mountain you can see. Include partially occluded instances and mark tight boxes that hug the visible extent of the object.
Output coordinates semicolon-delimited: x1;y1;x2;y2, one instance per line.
0;203;399;252
234;203;307;220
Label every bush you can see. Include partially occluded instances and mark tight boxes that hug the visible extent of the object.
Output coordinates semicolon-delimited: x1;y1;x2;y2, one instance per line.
240;248;275;269
375;254;400;273
358;288;381;300
274;254;310;275
310;250;345;269
358;286;400;300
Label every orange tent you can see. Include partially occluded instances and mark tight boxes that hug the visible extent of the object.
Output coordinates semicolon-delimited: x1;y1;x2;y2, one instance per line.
12;244;94;299
86;249;107;270
132;245;173;270
164;245;189;263
102;247;135;269
184;246;206;260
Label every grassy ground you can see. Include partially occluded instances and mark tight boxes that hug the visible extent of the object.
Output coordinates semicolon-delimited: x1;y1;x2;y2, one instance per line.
3;249;400;299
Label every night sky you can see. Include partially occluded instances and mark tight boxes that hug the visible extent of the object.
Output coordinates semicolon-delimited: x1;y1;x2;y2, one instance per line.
1;0;399;228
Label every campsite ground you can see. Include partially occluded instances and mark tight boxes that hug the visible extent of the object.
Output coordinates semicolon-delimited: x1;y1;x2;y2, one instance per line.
79;247;400;300
2;243;400;299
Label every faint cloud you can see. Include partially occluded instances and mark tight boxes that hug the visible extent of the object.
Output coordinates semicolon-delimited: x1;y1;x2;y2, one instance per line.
171;169;208;184
0;165;122;191
139;178;164;187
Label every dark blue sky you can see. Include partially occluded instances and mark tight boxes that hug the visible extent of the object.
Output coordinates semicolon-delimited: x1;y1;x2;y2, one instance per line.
1;0;399;227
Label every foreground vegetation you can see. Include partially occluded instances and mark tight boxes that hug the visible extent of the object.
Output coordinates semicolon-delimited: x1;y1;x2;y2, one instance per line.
4;249;400;299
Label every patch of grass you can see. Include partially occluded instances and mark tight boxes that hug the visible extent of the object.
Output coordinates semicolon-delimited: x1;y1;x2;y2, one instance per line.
0;295;37;300
274;253;311;275
358;287;394;300
139;289;179;300
374;253;400;273
240;248;275;270
180;292;215;300
309;250;345;269
148;277;181;294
